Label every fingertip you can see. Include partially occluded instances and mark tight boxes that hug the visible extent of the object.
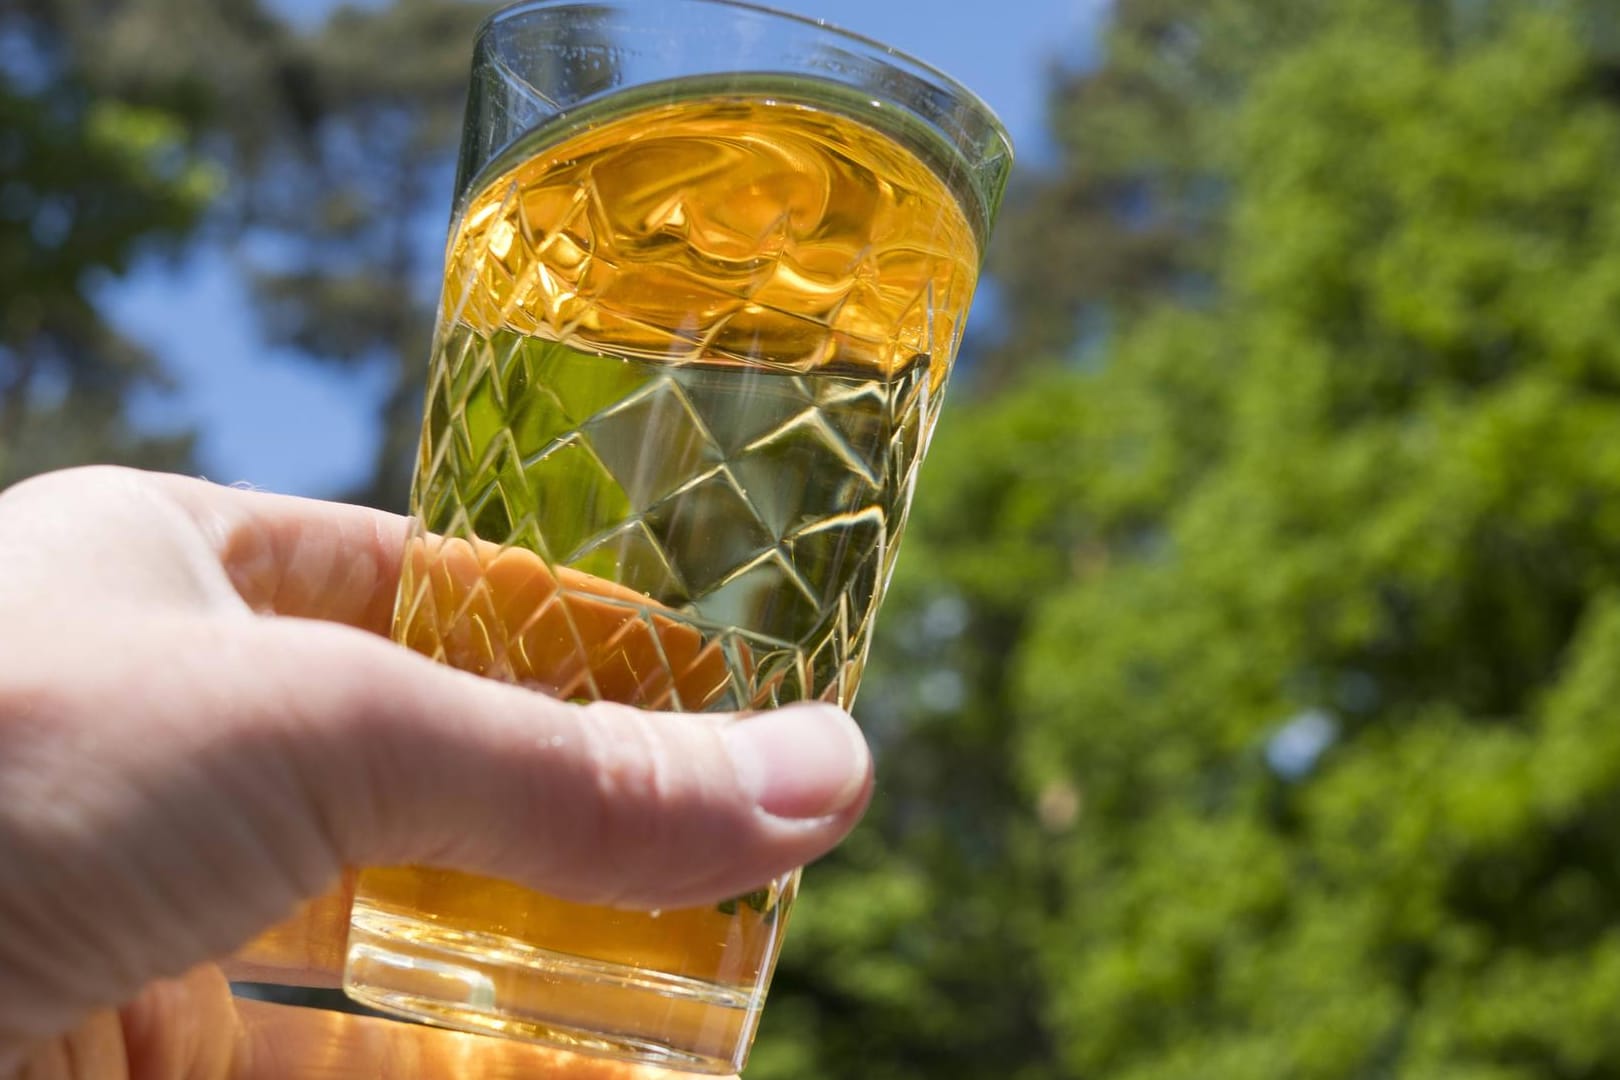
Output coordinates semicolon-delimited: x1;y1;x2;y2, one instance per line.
722;704;871;822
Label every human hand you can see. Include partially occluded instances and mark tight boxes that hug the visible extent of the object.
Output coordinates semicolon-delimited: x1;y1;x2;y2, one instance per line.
0;467;873;1078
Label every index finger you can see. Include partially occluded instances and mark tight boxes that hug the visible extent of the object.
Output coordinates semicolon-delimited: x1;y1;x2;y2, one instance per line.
157;475;740;708
153;474;411;634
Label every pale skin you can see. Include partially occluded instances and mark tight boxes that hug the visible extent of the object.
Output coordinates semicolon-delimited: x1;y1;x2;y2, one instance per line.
0;466;874;1079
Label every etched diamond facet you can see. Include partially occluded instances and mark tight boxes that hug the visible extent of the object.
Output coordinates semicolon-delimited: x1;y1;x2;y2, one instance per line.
582;377;723;507
640;469;774;595
396;95;978;719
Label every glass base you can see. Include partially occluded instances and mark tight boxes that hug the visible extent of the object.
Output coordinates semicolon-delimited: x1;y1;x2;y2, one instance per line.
343;905;756;1075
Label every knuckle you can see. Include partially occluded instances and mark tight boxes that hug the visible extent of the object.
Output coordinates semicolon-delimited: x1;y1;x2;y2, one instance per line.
567;705;741;904
591;705;675;804
0;651;86;814
575;705;690;894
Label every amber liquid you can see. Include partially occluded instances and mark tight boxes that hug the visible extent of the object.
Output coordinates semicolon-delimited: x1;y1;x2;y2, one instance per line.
344;85;979;1073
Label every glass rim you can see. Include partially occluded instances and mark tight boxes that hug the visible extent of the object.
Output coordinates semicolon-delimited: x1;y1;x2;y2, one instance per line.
475;0;1014;164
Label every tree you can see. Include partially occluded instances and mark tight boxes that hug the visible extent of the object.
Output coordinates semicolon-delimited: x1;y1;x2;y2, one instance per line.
1021;4;1620;1074
243;0;495;511
248;0;625;512
3;0;494;505
25;1;1620;1075
974;0;1310;389
0;6;221;486
1;0;358;489
758;0;1620;1077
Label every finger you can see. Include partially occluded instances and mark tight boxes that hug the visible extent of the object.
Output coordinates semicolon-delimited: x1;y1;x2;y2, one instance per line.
145;472;867;909
150;474;739;709
0;467;251;618
25;967;714;1080
238;617;872;909
5;968;235;1080
1;1011;126;1080
147;472;411;634
0;613;870;1042
0;467;407;632
394;535;740;709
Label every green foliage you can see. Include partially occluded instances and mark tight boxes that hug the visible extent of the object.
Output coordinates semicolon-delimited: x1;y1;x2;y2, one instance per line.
19;0;1620;1074
0;11;216;485
762;1;1620;1076
240;0;497;510
3;0;492;500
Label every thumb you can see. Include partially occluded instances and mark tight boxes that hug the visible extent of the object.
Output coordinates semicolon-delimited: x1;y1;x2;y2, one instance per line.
0;615;871;1047
257;618;873;908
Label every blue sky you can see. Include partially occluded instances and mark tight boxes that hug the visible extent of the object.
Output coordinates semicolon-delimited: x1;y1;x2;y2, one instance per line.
106;0;1103;498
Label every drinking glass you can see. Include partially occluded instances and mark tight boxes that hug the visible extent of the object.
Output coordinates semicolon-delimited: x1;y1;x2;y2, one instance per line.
340;1;1011;1072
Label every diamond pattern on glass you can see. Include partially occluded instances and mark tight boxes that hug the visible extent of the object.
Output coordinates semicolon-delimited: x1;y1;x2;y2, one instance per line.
730;405;883;538
581;376;724;507
786;507;885;610
398;335;944;711
565;519;688;603
642;468;775;596
396;94;978;713
683;365;813;456
520;433;628;561
695;548;822;646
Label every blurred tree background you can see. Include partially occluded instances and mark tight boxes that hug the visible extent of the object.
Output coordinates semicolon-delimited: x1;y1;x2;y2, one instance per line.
12;0;1620;1077
2;0;483;492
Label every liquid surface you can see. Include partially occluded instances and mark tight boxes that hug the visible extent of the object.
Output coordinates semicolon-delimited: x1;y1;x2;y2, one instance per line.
446;93;978;385
348;89;979;1073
